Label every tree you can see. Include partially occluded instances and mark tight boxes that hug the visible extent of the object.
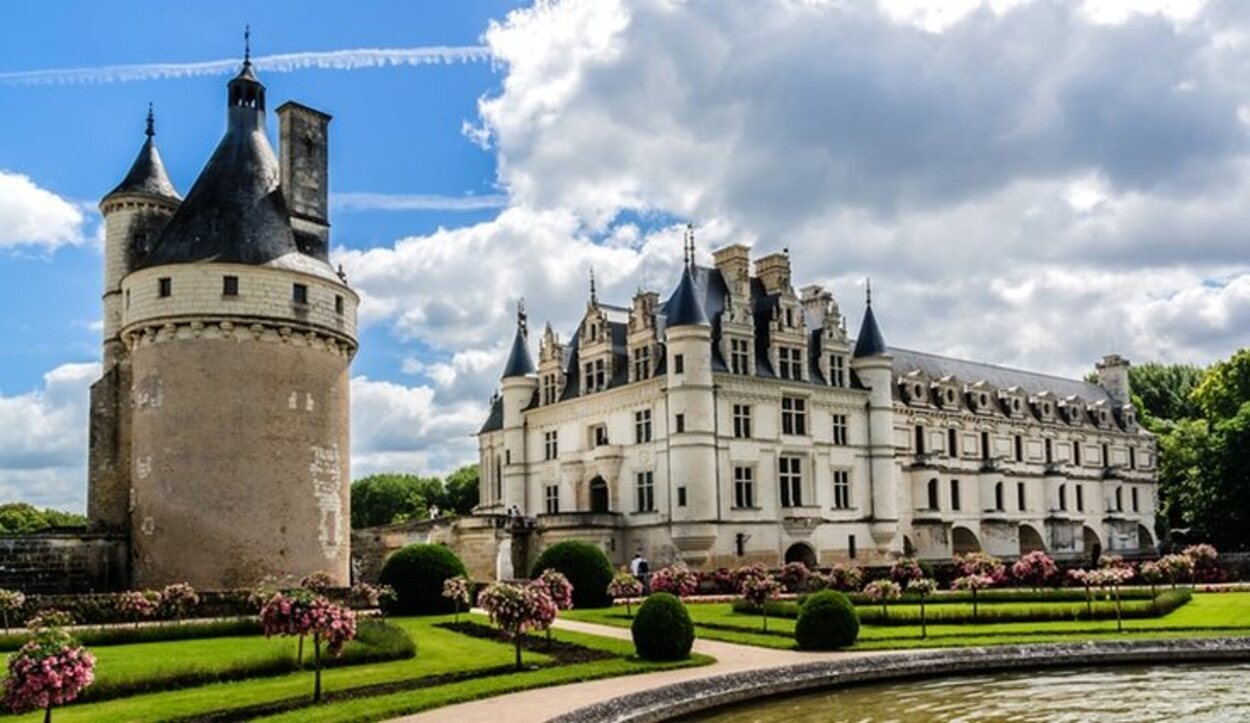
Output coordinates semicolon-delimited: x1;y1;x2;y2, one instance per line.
2;627;94;722
1191;349;1250;421
350;468;481;528
442;464;481;514
1128;362;1204;427
0;504;87;535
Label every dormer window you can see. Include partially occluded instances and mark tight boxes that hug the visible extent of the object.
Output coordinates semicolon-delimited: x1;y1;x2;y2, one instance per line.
944;388;956;406
785;307;794;328
1011;398;1022;414
730;338;751;375
829;354;846;387
778;346;803;380
632;346;652;381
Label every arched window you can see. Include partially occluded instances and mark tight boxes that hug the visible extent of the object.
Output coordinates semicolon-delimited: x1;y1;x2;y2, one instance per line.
1114;486;1123;512
1058;484;1067;511
994;482;1005;512
927;478;939;510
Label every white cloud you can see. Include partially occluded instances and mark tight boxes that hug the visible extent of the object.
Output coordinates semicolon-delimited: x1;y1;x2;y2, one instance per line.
0;171;86;251
0;363;97;511
0;46;490;86
330;192;508;212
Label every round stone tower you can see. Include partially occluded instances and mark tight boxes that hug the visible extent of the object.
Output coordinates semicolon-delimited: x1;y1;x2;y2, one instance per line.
96;53;358;589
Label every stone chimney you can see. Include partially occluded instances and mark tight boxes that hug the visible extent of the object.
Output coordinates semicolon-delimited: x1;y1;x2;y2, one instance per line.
1095;353;1131;405
277;102;332;259
755;251;792;294
800;285;833;329
713;244;752;298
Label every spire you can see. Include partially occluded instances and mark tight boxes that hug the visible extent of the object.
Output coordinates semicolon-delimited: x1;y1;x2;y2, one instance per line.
589;266;598;305
244;24;252;65
852;278;887;358
665;264;709;328
683;223;696;269
228;26;265;111
502;300;537;378
104;104;181;201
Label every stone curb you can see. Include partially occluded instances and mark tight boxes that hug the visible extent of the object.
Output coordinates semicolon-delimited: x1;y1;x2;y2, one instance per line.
551;637;1250;723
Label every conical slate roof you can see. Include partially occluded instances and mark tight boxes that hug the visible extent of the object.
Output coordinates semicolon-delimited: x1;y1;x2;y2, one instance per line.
106;110;180;201
665;266;709;327
502;325;536;378
852;302;887;358
142;63;302;269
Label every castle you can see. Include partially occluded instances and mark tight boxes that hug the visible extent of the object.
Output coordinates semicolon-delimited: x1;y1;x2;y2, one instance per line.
87;50;359;589
474;233;1157;573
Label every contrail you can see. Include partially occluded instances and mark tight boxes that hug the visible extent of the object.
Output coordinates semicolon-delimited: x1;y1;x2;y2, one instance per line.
0;46;492;86
330;193;509;212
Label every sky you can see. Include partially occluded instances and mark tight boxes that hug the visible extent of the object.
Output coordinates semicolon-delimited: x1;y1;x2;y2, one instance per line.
1;0;1248;512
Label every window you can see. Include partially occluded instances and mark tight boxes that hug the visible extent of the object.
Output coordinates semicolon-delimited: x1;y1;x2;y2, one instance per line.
730;338;751;375
1129;446;1137;469
832;470;851;509
583;359;607;393
1101;443;1110;466
1073;442;1082;466
1132;486;1139;512
778;346;803;380
677;486;687;507
1076;484;1085;512
632;346;652;381
674;354;685;374
1059;484;1068;511
779;456;803;506
593;425;609;447
734;466;755;508
950;479;961;511
1114;486;1123;512
915;425;926;454
848;534;857;560
832;414;848;446
1045;438;1053;464
948;428;958;457
1017;482;1026;511
493;456;502;500
634;410;652;443
635;471;655;512
732;404;752;439
222;275;239;296
981;431;990;460
785;307;794;328
1014;435;1024;462
829;354;846;387
674;414;685;433
781;396;807;436
994;481;1005;511
927;478;939;510
543;430;558;460
505;449;511;465
293;283;308;304
335;295;344;315
545;485;559;514
542;374;559;405
158;277;172;297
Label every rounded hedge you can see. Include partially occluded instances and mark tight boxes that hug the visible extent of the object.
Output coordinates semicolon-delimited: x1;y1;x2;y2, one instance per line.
631;592;694;661
378;543;468;615
530;541;614;609
795;590;860;650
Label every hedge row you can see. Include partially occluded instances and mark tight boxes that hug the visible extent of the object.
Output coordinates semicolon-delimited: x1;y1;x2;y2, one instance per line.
842;587;1157;606
733;589;1193;625
0;617;263;653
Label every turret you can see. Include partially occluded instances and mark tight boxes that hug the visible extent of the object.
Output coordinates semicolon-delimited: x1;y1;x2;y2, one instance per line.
500;302;539;514
664;232;718;563
850;282;900;550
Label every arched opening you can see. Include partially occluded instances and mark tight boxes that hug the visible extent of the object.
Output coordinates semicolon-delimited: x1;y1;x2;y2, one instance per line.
1019;524;1045;554
952;526;981;555
926;478;940;510
1136;523;1156;550
784;542;817;568
589;476;610;513
1082;525;1102;564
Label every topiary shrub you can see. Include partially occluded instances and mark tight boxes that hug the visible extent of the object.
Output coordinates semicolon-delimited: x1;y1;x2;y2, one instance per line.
378;544;468;615
795;590;859;650
631;593;694;661
530;541;614;609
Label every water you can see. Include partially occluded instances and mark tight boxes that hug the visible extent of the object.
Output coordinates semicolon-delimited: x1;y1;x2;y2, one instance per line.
685;663;1250;722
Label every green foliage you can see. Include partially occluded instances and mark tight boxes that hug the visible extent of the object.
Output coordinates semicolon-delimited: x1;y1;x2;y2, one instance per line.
530;540;614;608
795;590;859;650
379;544;469;615
1191;349;1250;421
0;502;88;534
1129;362;1205;429
630;593;694;661
350;465;480;528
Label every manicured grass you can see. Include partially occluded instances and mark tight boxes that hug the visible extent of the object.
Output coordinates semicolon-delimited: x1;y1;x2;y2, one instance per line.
4;615;711;722
564;592;1250;651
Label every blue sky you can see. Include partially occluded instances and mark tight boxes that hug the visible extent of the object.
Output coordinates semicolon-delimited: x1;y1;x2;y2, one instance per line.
2;1;1249;511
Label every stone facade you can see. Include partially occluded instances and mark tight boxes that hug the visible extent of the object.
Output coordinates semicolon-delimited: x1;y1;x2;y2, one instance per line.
0;533;128;594
86;58;358;589
475;242;1157;574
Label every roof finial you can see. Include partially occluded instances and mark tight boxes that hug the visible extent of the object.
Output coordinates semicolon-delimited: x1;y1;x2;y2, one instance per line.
145;103;155;139
244;25;252;65
685;222;696;269
589;266;598;304
517;298;528;336
865;278;873;306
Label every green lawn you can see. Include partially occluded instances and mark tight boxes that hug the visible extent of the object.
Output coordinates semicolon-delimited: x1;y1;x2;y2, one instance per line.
563;592;1250;651
4;615;710;722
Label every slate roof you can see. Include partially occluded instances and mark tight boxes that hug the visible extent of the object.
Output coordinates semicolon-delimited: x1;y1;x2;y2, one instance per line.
852;304;887;358
664;267;709;327
479;395;504;433
502;326;537;378
887;347;1115;403
106;112;180;201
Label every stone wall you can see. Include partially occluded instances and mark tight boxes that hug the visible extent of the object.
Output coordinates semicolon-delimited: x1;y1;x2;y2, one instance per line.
0;533;128;594
352;515;514;583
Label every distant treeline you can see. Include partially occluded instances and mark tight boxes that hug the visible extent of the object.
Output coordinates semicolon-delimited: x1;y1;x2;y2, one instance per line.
350;465;479;529
0;502;88;534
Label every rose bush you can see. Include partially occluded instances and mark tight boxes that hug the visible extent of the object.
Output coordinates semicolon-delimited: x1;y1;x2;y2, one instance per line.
2;627;94;720
651;564;699;598
607;572;644;616
478;582;558;670
740;573;783;631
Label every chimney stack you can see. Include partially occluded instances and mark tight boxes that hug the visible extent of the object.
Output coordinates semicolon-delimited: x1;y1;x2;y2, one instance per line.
277;101;332;260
